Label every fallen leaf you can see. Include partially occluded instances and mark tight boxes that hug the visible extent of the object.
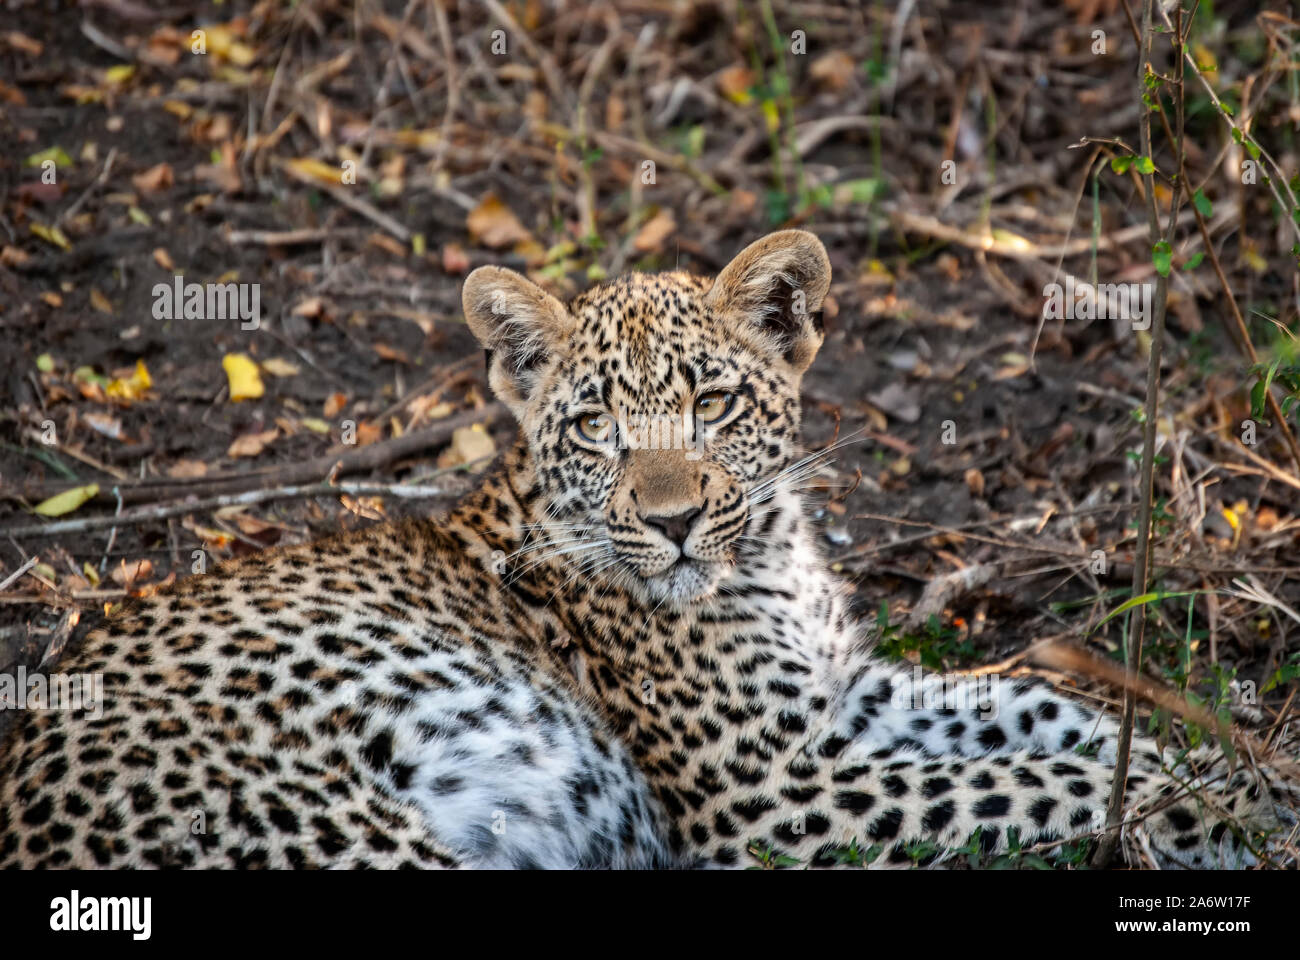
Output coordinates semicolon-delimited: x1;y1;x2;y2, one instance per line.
222;353;264;400
132;162;174;193
105;359;153;402
1;246;32;267
291;296;328;318
467;194;532;249
227;428;278;458
24;145;72;168
284;156;344;188
441;242;470;274
33;483;99;517
717;65;755;104
810;50;856;91
372;342;411;364
354;420;384;446
633;209;676;253
30;222;71;251
299;417;330;434
153;247;175;271
89;287;113;314
323;392;347;418
260;357;300;377
83;411;124;439
111;558;153;587
203;24;258;66
438;424;496;472
167;459;208;478
5;31;43;56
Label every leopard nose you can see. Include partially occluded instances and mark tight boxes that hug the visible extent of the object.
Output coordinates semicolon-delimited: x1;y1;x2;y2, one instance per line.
643;507;701;546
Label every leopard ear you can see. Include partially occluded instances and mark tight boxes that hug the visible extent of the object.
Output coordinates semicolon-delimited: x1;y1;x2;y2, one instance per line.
462;266;574;411
705;230;831;372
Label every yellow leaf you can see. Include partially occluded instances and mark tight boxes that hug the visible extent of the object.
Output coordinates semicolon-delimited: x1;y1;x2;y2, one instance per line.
300;417;331;434
222;353;264;400
30;222;71;251
104;64;135;86
284;157;344;188
33;483;99;517
106;359;152;400
260;357;300;377
82;561;100;587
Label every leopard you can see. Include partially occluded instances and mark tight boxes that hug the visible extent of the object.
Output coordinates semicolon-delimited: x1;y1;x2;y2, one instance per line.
1;230;1294;869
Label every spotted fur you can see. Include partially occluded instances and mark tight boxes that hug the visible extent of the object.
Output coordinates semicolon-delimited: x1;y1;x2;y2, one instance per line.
1;231;1292;869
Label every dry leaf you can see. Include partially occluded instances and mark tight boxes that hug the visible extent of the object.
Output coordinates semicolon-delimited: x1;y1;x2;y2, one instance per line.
111;558;153;587
372;342;411;364
292;296;327;318
6;31;43;56
438;424;496;472
90;289;114;315
260;357;300;377
441;243;470;274
354;420;384;447
284;157;343;188
717;65;755;104
167;459;208;478
467;194;531;249
323;392;347;418
132;162;174;193
633;209;676;253
227;428;277;459
83;411;124;439
810;51;856;91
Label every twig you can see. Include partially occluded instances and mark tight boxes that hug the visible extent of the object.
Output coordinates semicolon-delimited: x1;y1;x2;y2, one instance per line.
16;403;506;509
3;478;481;540
1095;0;1179;869
0;557;38;592
57;147;117;228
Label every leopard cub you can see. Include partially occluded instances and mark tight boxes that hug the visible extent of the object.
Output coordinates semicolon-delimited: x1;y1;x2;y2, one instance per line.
1;231;1292;869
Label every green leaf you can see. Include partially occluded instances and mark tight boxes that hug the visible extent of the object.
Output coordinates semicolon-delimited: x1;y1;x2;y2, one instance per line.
1135;156;1156;175
1251;358;1281;420
1152;241;1173;277
35;353;54;372
1110;155;1135;175
33;483;100;517
1094;590;1204;631
24;146;74;169
1192;189;1213;218
1182;251;1204;271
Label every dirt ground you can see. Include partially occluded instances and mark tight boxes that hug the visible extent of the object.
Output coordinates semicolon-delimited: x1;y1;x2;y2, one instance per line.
2;0;1299;813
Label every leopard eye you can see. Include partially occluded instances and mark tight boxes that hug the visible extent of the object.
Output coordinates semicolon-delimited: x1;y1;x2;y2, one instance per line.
574;412;615;444
693;391;734;424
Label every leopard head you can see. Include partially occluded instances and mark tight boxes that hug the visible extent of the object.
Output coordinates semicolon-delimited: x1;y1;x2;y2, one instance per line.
462;230;831;605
